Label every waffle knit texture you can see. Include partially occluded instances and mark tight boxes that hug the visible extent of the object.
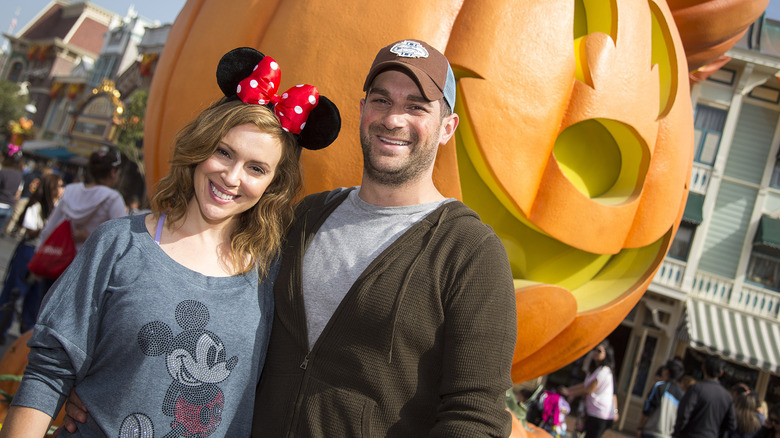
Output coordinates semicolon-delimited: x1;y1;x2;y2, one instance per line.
252;189;517;437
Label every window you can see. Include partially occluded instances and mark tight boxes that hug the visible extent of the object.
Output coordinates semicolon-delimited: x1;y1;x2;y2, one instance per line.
746;250;780;291
668;223;695;261
693;104;728;165
7;61;23;82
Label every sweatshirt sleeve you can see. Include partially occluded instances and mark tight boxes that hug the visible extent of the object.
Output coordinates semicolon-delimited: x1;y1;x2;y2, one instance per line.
432;231;517;438
11;221;122;417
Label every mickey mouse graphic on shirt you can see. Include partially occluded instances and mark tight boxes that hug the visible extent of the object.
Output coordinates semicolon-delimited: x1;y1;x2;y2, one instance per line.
121;300;238;438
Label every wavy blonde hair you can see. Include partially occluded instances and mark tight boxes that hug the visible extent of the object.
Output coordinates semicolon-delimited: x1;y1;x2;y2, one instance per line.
151;99;302;278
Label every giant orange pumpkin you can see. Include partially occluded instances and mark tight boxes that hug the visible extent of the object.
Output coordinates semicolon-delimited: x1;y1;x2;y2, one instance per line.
143;0;694;383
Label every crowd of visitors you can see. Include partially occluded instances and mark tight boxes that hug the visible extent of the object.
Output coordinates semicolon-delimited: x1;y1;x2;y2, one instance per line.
520;341;777;438
0;147;135;344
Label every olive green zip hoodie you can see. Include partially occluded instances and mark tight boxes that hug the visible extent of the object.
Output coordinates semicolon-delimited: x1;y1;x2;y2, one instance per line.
253;189;517;437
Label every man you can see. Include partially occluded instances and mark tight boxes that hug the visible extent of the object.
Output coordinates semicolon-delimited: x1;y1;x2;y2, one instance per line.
60;39;516;437
673;356;736;438
251;39;517;436
636;359;685;438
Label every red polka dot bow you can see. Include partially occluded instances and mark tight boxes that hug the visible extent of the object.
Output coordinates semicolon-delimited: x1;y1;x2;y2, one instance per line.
236;56;319;134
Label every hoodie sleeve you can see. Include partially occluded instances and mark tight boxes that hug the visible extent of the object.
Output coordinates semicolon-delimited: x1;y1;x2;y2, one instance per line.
433;230;517;438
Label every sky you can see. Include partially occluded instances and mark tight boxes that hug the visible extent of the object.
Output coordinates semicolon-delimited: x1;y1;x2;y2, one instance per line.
1;0;187;39
768;0;780;20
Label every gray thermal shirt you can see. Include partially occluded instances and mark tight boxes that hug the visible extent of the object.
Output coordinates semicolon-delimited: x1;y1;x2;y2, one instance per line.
302;187;452;349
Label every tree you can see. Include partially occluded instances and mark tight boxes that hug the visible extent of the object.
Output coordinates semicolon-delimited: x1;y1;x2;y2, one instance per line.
0;80;30;141
114;90;147;175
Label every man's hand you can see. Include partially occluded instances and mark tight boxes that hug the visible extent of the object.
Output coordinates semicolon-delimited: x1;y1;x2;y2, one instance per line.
57;390;88;435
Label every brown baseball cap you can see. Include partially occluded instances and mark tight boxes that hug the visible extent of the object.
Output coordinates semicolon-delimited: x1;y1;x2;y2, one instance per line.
363;39;456;110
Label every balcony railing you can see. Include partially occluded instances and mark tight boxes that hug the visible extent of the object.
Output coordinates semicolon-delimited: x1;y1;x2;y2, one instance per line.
690;163;711;195
652;260;780;320
730;283;780;320
653;258;686;288
690;271;734;304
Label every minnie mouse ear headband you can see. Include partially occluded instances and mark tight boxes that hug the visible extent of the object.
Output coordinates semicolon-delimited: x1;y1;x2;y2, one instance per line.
216;47;340;151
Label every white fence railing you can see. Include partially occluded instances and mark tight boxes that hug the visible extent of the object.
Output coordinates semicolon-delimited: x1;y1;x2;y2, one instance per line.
690;163;711;195
728;283;780;320
656;268;780;320
689;271;733;304
654;258;686;288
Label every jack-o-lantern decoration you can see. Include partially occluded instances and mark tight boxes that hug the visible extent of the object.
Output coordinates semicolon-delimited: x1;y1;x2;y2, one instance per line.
140;0;752;383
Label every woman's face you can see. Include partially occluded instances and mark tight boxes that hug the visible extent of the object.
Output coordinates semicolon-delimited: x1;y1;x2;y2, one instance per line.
191;123;283;226
56;179;64;200
592;344;606;363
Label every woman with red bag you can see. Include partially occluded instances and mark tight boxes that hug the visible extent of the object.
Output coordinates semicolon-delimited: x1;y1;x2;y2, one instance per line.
0;173;63;343
32;150;127;293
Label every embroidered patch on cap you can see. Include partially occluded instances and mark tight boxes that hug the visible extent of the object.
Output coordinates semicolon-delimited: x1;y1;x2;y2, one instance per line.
390;40;429;58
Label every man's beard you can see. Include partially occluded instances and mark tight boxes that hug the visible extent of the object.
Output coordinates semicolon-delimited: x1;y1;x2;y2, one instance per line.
360;124;438;187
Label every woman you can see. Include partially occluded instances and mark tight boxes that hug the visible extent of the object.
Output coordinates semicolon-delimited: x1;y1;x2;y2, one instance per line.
0;144;24;232
563;340;618;438
0;47;340;437
37;148;127;252
731;390;765;438
755;403;780;438
0;173;63;342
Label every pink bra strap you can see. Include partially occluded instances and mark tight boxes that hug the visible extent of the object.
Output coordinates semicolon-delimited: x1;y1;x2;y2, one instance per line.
154;213;166;245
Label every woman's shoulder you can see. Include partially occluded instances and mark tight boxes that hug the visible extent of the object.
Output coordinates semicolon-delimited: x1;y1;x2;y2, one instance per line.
91;214;146;240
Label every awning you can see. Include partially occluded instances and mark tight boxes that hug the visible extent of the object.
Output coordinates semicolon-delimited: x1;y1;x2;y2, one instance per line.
754;215;780;250
682;193;705;225
685;298;780;374
21;140;85;164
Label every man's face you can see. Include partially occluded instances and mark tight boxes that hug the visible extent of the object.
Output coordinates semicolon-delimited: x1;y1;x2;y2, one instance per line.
359;69;456;186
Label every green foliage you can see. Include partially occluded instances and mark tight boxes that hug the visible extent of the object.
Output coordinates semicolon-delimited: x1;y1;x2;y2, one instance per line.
115;90;148;175
0;80;30;139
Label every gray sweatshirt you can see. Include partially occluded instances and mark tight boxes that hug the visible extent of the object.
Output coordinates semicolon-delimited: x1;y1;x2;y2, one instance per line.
13;214;275;437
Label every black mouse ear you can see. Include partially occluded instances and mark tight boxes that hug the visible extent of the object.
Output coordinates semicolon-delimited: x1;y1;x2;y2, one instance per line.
216;47;266;98
297;95;341;151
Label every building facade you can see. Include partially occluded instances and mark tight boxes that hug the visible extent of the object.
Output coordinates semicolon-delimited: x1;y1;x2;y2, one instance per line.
587;14;780;433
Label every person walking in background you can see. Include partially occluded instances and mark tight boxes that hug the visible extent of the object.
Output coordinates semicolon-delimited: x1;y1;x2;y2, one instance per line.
0;144;25;233
34;149;127;294
673;356;737;437
0;173;63;343
0;46;340;437
636;359;685;438
562;339;619;438
3;160;44;238
37;148;126;251
755;403;780;438
730;386;765;438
